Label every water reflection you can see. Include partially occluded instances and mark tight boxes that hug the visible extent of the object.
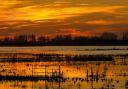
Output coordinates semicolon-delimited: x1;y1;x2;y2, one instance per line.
0;46;128;89
0;60;128;89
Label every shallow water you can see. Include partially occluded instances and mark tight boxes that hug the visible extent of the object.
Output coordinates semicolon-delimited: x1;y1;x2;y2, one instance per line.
0;46;128;55
0;46;128;89
0;61;128;89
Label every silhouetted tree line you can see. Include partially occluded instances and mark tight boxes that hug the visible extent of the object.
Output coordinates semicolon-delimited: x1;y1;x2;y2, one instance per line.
0;32;128;46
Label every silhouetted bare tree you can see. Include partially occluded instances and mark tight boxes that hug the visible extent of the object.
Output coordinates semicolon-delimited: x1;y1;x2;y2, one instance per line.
100;32;117;40
28;34;36;45
122;32;128;40
38;36;47;45
14;35;28;46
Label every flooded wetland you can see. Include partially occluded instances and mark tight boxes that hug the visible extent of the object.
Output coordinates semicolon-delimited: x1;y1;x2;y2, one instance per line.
0;46;128;89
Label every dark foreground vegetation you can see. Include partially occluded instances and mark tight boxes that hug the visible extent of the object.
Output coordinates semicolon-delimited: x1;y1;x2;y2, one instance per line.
0;74;63;81
0;32;128;46
1;53;128;62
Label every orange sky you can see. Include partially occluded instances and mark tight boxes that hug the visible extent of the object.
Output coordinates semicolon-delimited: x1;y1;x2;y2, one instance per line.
0;0;128;37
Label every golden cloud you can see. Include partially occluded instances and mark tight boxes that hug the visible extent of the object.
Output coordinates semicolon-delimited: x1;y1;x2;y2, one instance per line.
0;0;126;21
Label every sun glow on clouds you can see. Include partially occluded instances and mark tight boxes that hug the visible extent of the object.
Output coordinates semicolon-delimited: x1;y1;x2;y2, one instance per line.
86;20;128;25
0;0;125;21
58;28;85;37
0;0;128;36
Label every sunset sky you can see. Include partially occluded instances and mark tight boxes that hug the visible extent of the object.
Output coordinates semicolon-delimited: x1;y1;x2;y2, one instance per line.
0;0;128;37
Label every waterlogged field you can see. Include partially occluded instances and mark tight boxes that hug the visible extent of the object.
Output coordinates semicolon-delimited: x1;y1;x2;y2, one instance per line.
0;61;128;89
0;46;128;55
0;46;128;89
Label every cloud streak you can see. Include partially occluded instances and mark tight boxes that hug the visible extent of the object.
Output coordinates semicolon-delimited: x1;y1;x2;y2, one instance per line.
0;0;127;37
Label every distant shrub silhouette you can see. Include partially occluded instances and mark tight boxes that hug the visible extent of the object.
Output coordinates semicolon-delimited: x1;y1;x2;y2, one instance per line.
0;32;128;46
